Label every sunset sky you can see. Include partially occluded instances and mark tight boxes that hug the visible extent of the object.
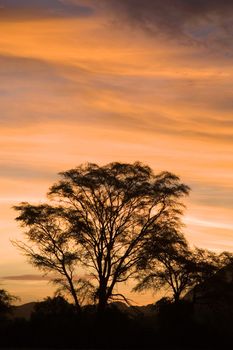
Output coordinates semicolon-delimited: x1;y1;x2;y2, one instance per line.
0;0;233;305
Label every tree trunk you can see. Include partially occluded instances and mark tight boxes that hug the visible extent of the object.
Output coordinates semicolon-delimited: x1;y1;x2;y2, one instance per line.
97;284;108;317
174;292;181;304
62;268;81;313
97;297;108;314
69;283;81;313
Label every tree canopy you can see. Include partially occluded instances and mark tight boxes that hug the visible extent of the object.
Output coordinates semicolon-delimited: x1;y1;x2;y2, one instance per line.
134;234;233;303
0;289;18;319
14;162;190;313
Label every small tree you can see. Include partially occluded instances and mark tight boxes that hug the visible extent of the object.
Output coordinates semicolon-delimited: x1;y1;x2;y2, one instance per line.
134;223;194;303
14;162;189;314
13;204;89;312
134;230;231;303
0;289;18;319
31;295;76;320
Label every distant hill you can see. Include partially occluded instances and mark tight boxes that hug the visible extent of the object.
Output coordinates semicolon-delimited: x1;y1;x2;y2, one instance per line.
110;301;157;317
9;300;157;320
11;302;37;320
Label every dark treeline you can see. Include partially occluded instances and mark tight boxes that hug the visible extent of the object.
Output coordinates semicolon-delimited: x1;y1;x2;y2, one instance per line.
1;292;233;348
1;162;233;348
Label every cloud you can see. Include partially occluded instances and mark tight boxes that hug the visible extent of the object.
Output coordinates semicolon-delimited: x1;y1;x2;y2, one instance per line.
189;181;233;209
185;216;233;231
0;53;233;145
99;0;233;47
0;54;92;126
0;163;56;180
0;0;93;20
1;274;51;281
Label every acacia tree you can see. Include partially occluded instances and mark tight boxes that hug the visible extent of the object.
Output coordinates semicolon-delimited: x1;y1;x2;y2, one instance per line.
134;221;193;303
13;204;90;312
14;162;189;313
134;228;230;304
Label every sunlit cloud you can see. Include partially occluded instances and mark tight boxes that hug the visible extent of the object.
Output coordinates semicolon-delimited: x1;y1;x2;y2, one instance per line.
184;216;233;231
1;274;51;281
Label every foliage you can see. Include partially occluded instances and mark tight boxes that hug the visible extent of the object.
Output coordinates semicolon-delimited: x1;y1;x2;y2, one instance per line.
13;204;90;311
134;233;233;303
14;162;189;312
134;226;193;302
31;295;76;319
0;289;18;318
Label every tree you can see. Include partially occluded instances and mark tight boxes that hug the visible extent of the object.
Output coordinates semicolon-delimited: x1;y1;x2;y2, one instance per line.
31;295;76;319
13;204;90;312
134;229;231;303
134;223;194;303
0;289;18;319
187;248;233;304
14;162;189;314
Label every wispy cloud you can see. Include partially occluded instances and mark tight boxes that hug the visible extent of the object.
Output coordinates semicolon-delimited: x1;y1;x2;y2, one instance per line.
185;216;233;231
1;274;51;281
0;0;93;20
99;0;233;49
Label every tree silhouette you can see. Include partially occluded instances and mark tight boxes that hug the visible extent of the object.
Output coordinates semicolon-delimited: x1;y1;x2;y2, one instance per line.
134;231;231;303
187;248;233;304
13;204;90;312
31;295;76;319
134;224;194;303
14;162;189;314
0;289;18;319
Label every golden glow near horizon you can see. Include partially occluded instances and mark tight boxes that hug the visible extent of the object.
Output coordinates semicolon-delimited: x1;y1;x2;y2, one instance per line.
0;1;233;305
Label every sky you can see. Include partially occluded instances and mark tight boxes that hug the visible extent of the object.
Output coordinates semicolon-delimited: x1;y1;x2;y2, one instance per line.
0;0;233;305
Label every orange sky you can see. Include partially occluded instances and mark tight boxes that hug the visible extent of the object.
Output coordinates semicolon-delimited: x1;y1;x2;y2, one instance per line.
0;1;233;305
